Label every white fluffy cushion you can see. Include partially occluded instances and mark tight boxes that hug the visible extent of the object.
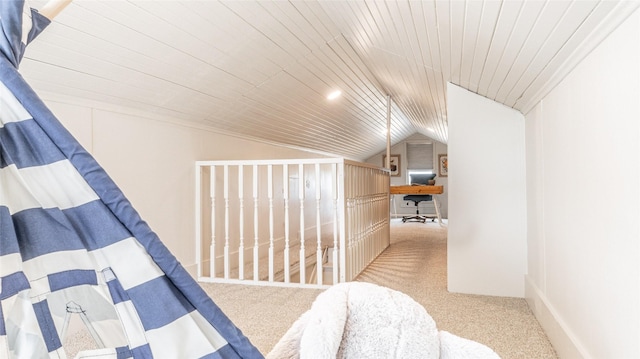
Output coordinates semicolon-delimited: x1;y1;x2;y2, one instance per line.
268;282;440;359
267;282;501;359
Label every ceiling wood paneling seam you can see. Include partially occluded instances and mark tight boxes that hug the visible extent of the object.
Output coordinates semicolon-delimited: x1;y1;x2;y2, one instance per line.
22;0;638;160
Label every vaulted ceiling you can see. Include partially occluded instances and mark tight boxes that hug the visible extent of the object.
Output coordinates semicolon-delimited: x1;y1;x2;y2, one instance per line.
22;0;639;160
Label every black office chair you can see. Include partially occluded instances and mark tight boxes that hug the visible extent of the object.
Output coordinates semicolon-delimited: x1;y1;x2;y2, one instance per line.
402;173;437;223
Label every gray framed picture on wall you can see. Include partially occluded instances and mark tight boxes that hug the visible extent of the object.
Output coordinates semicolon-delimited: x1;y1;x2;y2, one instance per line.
438;154;448;177
383;154;401;176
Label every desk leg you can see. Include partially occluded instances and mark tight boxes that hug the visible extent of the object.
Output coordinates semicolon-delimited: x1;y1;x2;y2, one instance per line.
433;196;443;225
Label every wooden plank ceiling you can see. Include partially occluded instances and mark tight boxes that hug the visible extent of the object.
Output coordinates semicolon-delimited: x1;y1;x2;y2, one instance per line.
22;0;639;160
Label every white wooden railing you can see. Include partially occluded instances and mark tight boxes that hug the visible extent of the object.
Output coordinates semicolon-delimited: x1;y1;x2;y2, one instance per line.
195;158;389;288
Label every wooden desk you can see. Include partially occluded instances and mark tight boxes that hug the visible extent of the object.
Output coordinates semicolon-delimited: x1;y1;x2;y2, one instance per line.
389;185;444;224
390;185;443;195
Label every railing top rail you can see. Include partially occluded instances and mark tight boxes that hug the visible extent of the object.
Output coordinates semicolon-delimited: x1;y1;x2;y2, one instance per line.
344;159;391;172
197;159;392;174
196;158;345;167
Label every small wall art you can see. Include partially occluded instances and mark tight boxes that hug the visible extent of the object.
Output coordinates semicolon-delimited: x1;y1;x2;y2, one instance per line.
438;154;448;177
383;154;401;177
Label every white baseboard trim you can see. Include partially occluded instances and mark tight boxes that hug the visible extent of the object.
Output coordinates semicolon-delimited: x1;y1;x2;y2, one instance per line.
525;275;590;359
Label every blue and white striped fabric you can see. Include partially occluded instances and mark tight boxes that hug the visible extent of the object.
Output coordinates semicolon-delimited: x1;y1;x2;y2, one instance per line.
0;2;261;358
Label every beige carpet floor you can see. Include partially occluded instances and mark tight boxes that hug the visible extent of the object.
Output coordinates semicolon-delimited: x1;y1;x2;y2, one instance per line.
65;219;557;358
201;219;558;358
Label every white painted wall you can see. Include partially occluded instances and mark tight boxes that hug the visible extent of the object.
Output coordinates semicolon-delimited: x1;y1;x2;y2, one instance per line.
433;141;448;218
525;9;640;359
42;97;327;277
447;83;527;297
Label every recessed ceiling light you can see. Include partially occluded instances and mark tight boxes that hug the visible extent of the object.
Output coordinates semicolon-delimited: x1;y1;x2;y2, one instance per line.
327;90;342;100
